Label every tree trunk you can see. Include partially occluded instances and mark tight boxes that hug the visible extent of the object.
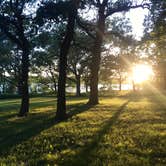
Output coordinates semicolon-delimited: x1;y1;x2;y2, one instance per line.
2;73;5;94
49;68;57;94
53;82;57;94
88;5;105;105
132;80;136;92
119;76;122;91
51;75;57;94
76;74;81;96
56;4;77;121
18;47;29;117
119;81;122;91
85;82;88;93
17;75;22;95
2;84;5;94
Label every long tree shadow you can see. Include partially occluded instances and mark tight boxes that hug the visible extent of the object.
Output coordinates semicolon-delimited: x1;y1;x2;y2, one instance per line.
58;100;130;166
0;102;92;155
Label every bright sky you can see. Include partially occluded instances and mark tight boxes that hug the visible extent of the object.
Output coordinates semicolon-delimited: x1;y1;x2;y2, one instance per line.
82;4;150;41
126;5;149;40
126;8;148;39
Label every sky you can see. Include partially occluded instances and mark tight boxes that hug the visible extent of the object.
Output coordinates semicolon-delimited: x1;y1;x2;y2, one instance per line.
81;3;150;41
126;3;150;40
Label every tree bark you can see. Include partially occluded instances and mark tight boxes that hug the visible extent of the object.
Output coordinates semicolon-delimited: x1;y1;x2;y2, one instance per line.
76;74;81;96
88;5;105;105
56;4;77;121
85;83;88;93
18;46;30;117
17;75;22;95
53;82;57;94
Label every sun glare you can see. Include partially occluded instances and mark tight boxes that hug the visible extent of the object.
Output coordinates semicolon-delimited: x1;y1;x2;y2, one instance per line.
132;64;153;83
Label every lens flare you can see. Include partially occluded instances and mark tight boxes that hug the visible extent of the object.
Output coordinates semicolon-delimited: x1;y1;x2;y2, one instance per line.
132;64;153;83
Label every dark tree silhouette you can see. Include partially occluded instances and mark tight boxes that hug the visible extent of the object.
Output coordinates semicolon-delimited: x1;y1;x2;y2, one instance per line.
143;0;166;90
0;0;35;116
36;0;80;120
84;0;150;105
68;31;92;97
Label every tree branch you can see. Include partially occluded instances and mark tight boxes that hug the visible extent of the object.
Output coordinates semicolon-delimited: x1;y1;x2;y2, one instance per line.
76;17;96;40
2;28;22;48
105;3;150;18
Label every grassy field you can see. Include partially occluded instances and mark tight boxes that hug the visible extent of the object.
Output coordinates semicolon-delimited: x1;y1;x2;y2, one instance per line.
0;93;166;165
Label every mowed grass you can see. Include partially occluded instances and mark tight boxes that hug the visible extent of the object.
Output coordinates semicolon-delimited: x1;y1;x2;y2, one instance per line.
0;93;166;165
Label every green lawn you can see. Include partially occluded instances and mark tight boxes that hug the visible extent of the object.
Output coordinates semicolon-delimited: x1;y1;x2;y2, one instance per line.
0;93;166;165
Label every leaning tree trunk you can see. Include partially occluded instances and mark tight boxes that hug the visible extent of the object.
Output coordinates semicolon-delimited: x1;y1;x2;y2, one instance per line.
18;46;30;117
76;74;81;96
56;5;77;121
88;5;105;105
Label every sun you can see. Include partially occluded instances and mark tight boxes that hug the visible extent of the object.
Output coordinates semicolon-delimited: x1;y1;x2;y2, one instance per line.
132;64;153;83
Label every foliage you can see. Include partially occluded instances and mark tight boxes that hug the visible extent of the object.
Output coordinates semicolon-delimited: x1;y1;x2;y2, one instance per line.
143;0;166;89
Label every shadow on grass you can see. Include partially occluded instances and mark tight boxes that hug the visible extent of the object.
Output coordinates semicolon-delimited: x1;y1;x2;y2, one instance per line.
0;100;56;112
58;100;130;166
0;101;92;155
67;103;93;118
0;99;58;123
0;112;56;155
148;92;166;108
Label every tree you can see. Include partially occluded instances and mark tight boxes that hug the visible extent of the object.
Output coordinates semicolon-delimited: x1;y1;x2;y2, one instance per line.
68;31;92;96
82;66;91;93
0;0;36;116
82;0;149;105
36;0;81;120
100;16;135;91
143;0;166;89
100;51;115;91
0;40;13;94
56;0;80;120
31;29;63;94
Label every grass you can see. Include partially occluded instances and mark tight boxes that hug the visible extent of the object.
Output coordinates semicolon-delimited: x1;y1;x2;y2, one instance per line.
0;93;166;165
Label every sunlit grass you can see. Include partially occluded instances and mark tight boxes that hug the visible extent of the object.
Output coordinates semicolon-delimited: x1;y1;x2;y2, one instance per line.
0;94;165;165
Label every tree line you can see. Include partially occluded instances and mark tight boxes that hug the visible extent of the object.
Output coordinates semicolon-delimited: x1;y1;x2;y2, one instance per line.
0;0;165;120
